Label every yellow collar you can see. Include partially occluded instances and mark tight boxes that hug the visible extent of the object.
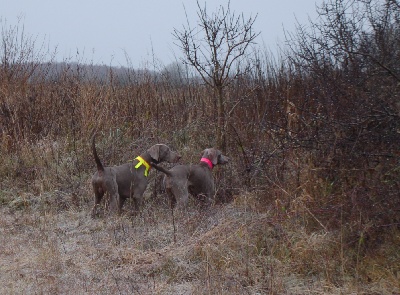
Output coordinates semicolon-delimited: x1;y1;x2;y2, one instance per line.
134;156;151;177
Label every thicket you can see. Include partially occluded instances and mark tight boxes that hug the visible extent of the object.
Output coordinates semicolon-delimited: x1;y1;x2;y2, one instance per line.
0;0;399;270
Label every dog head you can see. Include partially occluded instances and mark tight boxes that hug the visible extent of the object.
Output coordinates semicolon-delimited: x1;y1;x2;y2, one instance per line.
201;148;229;166
147;144;181;164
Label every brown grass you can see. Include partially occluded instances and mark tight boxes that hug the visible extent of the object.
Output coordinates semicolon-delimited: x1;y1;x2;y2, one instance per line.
0;134;398;294
1;188;398;294
1;5;400;291
0;69;398;293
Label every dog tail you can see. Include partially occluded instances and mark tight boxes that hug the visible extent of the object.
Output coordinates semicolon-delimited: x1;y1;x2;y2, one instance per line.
92;134;104;172
151;163;172;176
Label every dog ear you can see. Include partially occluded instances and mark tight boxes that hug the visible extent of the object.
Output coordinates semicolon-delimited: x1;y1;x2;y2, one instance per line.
200;150;206;158
147;145;160;162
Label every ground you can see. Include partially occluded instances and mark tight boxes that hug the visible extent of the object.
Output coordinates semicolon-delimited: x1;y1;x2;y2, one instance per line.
0;191;398;294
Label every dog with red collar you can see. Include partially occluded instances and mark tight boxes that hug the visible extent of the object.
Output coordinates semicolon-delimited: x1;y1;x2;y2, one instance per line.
152;148;229;209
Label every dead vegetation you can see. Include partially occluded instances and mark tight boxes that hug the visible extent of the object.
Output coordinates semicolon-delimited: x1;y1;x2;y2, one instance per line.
1;190;398;294
0;139;398;294
1;0;399;294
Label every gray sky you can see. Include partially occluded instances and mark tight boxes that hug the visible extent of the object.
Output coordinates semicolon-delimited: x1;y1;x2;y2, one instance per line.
1;0;320;68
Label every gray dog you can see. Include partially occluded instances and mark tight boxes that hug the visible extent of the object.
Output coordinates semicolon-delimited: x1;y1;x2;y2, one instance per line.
153;148;229;209
91;136;181;216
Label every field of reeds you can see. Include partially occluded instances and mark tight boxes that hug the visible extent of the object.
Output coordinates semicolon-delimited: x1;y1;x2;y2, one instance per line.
1;1;399;294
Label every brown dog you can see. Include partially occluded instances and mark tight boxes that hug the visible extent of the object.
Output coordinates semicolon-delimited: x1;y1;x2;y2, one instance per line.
91;136;181;216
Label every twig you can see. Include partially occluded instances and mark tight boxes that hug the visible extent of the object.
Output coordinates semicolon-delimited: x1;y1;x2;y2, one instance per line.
111;271;122;295
171;206;177;243
304;206;328;232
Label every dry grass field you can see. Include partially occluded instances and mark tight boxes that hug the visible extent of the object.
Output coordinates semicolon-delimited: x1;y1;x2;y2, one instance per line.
0;138;398;294
1;1;399;293
1;190;398;295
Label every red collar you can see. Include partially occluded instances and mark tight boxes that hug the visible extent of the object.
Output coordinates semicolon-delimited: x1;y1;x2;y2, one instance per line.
200;157;213;169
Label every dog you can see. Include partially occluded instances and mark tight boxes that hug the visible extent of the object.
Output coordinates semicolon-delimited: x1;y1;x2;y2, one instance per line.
91;135;181;216
152;148;229;209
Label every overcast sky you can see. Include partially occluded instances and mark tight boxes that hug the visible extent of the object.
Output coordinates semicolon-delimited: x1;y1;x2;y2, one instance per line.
1;0;321;68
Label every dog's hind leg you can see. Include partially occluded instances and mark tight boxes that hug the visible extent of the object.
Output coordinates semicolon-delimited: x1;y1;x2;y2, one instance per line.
104;173;121;214
91;182;105;217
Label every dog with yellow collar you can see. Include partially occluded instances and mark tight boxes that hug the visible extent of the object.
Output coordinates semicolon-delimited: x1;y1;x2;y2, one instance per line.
91;135;181;216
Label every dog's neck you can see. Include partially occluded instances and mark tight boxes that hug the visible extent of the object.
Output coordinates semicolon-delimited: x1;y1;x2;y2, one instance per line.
200;157;213;169
139;153;154;164
135;154;153;177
